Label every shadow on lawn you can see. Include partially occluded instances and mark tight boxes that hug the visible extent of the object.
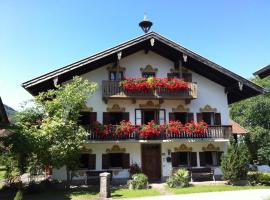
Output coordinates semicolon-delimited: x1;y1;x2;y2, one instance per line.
0;185;100;200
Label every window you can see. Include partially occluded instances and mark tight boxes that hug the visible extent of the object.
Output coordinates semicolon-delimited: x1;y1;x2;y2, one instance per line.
169;112;194;123
136;109;166;125
103;112;129;125
109;153;124;168
159;110;165;125
79;112;97;125
167;73;180;79
178;152;188;166
174;112;188;124
142;72;156;78
197;112;221;125
102;153;130;169
79;153;96;169
202;112;214;125
199;151;223;166
171;152;197;167
109;71;124;80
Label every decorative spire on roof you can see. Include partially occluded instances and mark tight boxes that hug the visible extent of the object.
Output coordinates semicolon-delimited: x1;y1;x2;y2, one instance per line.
139;14;153;33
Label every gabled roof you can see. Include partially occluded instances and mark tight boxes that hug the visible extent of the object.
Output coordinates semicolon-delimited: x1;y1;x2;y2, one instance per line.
229;119;248;135
22;32;264;104
253;64;270;79
0;97;9;125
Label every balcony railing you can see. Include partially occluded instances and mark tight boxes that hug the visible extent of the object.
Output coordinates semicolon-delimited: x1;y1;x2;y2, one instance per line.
102;80;198;100
86;125;232;141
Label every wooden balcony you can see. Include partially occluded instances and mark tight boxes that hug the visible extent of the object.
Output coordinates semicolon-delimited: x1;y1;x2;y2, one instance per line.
86;125;232;141
102;80;197;102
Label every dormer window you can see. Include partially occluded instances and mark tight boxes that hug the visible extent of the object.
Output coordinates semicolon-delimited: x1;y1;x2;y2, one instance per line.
142;72;155;78
107;66;125;81
140;65;157;78
109;71;124;80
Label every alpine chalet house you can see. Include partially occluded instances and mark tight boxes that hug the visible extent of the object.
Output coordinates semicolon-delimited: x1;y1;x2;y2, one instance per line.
22;18;263;183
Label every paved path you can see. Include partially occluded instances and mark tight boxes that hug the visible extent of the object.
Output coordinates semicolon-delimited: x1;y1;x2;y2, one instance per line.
127;189;270;200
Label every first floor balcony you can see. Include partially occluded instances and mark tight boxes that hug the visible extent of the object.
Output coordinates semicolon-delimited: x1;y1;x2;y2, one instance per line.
86;125;232;141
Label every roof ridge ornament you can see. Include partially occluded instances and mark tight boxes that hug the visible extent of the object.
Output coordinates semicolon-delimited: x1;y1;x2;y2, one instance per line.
139;14;153;33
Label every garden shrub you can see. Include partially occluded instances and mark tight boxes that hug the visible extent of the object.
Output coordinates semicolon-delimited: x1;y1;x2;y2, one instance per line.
166;168;189;188
128;173;148;189
129;163;142;177
248;171;270;185
221;139;250;184
13;190;23;200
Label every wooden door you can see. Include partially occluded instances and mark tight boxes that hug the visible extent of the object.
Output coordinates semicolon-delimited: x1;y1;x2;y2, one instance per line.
141;144;161;181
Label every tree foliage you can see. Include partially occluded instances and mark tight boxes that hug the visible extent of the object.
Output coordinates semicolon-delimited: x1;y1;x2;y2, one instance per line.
0;76;97;186
230;76;270;164
221;139;250;183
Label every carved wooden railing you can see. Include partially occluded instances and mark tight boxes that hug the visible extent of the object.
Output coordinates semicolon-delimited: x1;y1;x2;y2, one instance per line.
86;125;232;141
102;80;198;99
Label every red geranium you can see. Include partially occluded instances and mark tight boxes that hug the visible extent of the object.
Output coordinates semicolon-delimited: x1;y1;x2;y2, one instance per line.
166;120;183;134
140;120;162;138
184;121;208;134
120;77;188;92
116;120;136;136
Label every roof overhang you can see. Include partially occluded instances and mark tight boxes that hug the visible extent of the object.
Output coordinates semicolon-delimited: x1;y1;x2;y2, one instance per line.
253;65;270;79
22;32;264;104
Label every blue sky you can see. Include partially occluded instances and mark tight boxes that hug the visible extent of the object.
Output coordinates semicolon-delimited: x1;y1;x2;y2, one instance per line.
0;0;269;109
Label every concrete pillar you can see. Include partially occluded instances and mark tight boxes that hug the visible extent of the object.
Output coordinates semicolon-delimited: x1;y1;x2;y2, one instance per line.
99;172;111;199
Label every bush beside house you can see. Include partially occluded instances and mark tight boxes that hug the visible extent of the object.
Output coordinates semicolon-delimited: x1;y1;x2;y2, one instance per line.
166;168;189;188
221;139;250;184
128;173;148;190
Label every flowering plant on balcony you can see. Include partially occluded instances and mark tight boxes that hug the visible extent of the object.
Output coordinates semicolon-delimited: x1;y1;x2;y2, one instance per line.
116;120;136;136
140;120;163;138
184;121;208;134
91;121;112;136
120;77;188;92
166;120;184;134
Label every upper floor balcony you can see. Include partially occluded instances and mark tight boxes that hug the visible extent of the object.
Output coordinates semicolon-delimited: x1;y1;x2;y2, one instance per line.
85;124;232;141
102;80;197;102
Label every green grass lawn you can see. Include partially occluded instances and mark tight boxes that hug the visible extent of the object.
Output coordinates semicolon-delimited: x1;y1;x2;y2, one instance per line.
169;184;270;195
111;188;160;199
23;187;159;200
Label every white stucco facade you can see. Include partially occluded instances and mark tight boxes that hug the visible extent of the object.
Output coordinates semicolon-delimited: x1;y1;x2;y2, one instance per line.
53;50;231;182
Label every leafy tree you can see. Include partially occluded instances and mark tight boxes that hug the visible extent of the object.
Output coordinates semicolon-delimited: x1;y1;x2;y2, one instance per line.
221;138;250;184
1;76;97;188
230;76;270;164
35;76;97;187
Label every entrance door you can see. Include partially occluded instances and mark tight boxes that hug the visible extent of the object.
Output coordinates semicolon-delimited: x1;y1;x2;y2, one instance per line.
141;144;161;181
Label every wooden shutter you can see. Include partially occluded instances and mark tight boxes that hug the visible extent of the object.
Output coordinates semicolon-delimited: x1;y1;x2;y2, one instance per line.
79;112;89;125
171;152;178;167
102;154;110;169
183;73;192;82
103;112;111;125
216;151;223;166
88;154;96;170
169;112;175;121
89;112;97;125
199;152;206;166
187;113;194;122
122;153;130;169
214;113;221;125
189;152;197;167
197;113;203;122
122;112;130;121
